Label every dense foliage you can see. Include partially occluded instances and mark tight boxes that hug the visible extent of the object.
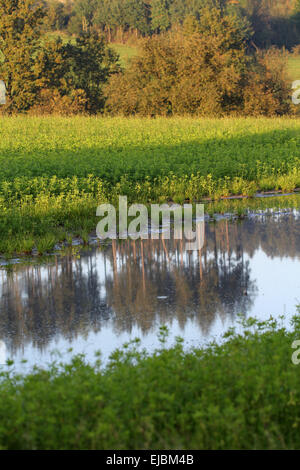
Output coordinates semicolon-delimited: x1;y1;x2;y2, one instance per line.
0;0;45;111
0;0;298;115
46;0;300;49
1;316;300;449
105;10;292;116
0;116;300;254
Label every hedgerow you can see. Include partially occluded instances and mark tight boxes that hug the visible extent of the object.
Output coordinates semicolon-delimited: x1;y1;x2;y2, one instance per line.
1;316;300;449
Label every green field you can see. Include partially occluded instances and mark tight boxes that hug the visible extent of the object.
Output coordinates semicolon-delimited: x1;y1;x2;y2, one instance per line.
288;54;300;81
1;316;300;450
43;35;139;68
0;116;300;255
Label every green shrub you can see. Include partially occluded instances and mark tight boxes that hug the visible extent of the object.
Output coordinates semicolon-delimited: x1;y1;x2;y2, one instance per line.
1;316;300;449
105;10;292;117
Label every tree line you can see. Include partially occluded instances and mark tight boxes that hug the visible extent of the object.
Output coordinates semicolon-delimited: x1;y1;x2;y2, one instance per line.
45;0;300;49
106;8;292;116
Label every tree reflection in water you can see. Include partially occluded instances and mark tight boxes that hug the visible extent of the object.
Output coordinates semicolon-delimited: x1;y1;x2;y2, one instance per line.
0;213;299;357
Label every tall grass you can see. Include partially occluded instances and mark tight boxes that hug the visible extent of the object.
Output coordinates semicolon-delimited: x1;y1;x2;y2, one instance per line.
1;116;300;254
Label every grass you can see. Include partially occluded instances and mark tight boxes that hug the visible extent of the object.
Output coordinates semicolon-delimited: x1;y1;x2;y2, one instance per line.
42;33;140;68
0;116;300;255
288;54;300;81
1;316;300;449
109;42;140;68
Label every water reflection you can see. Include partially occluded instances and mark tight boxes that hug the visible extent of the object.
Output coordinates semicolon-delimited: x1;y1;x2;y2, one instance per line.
0;211;299;368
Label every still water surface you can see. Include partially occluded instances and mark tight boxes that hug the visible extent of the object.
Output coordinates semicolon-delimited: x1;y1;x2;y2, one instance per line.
0;208;300;371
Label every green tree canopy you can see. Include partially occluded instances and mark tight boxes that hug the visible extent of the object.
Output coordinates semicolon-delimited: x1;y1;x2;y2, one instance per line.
0;0;45;111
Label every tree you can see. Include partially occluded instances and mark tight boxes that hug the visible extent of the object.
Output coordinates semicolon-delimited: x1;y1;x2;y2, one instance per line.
34;31;120;114
63;32;119;113
236;0;300;49
292;0;300;40
0;0;45;111
150;0;172;32
123;0;151;36
43;0;71;32
0;0;119;114
68;0;97;34
104;7;291;117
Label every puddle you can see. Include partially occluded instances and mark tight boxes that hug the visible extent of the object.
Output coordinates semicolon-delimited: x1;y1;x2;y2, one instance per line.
0;208;299;372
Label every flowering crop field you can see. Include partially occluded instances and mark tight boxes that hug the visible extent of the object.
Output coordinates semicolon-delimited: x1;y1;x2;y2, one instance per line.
0;116;300;255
